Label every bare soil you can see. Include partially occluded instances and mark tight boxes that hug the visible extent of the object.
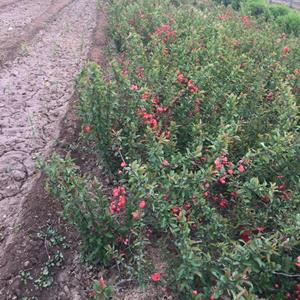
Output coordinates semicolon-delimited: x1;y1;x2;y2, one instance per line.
0;0;105;298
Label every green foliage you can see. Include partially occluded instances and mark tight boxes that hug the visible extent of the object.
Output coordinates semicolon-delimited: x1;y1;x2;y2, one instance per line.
44;0;300;299
242;0;270;18
212;0;243;10
277;11;300;36
269;4;290;18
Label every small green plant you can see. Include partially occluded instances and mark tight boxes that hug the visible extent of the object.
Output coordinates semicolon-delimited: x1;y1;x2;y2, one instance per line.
90;277;114;300
33;227;66;289
20;270;33;285
34;251;64;289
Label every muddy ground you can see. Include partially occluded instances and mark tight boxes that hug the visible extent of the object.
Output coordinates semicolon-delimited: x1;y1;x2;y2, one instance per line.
0;0;106;298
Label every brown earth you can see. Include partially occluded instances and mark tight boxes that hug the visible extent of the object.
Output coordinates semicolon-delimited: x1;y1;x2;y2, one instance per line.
0;0;105;298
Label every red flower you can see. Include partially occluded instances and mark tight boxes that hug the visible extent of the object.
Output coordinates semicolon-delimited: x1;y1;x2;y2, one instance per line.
83;125;92;134
118;195;126;208
219;176;226;185
219;199;228;208
139;200;146;209
238;165;245;173
227;169;234;175
283;46;289;54
230;192;238;199
163;130;171;139
163;194;169;201
187;80;199;93
296;256;300;267
151;272;161;282
261;195;270;203
155;24;171;35
266;91;273;101
241;16;250;27
130;84;139;91
113;187;120;197
132;211;141;220
99;277;106;289
162;159;170;166
281;191;290;200
278;184;285;191
215;157;223;171
121;161;127;168
172;207;181;216
143;113;153;119
152;96;160;105
240;230;252;242
177;73;186;83
210;296;215;300
136;67;144;78
156;106;168;114
121;69;128;77
148;118;158;129
192;290;198;295
183;203;191;210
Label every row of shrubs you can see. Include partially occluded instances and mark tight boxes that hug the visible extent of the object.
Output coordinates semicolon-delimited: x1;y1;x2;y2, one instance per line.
42;0;300;299
214;0;300;36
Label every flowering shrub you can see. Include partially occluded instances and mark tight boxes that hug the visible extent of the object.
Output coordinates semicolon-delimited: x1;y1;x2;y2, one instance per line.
43;0;300;299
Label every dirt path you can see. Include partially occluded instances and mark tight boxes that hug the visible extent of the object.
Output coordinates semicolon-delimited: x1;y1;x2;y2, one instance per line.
0;0;104;298
0;0;77;66
0;0;52;42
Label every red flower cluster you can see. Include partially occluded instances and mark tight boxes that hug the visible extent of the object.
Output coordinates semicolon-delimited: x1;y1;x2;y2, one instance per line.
136;66;144;78
137;94;171;140
110;186;127;214
241;16;250;27
215;155;246;175
143;113;158;129
289;282;300;299
130;84;139;91
276;176;290;200
177;73;200;94
188;80;199;93
154;24;176;43
239;226;265;242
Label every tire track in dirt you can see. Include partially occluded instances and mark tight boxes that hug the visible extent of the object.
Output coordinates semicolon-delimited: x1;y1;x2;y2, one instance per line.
0;0;53;42
0;0;25;10
0;0;76;67
0;0;99;297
